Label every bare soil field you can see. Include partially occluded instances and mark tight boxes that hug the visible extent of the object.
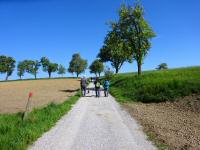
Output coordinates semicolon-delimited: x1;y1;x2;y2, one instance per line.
0;79;80;114
123;94;200;150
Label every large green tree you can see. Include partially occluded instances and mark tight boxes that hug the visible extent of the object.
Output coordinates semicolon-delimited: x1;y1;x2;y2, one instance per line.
98;25;132;74
68;53;88;78
58;64;66;77
89;59;104;77
0;55;16;80
40;57;58;78
118;2;156;76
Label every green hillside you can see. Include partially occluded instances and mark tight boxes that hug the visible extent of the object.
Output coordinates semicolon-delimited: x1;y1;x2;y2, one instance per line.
110;67;200;103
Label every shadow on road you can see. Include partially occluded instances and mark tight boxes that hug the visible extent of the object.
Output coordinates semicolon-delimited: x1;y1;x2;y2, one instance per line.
59;89;80;93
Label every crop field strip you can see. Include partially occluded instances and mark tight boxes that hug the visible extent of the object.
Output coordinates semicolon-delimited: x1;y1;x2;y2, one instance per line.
0;78;80;113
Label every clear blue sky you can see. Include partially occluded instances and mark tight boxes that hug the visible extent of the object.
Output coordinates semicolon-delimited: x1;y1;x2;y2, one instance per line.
0;0;199;80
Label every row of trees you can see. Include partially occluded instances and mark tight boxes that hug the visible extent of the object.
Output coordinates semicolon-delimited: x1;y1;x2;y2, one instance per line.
0;56;66;80
68;53;105;77
0;53;105;80
98;1;156;76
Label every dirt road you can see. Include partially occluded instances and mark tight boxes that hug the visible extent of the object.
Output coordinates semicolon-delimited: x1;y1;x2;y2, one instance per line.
29;83;156;150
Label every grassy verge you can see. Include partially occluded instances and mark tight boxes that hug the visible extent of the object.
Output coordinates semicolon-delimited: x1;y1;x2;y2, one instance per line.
0;93;80;150
110;67;200;149
146;131;169;150
110;67;200;103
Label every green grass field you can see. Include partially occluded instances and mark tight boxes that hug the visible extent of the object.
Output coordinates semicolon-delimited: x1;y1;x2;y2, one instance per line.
0;93;80;150
110;67;200;103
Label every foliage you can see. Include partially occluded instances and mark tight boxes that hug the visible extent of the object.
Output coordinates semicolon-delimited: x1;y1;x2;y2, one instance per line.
17;61;26;80
40;57;50;71
58;65;66;77
98;24;132;74
17;60;41;79
40;57;58;78
156;63;168;70
110;67;200;103
89;59;104;77
68;53;88;77
0;93;80;150
0;55;16;80
104;66;114;81
25;60;41;79
117;2;156;76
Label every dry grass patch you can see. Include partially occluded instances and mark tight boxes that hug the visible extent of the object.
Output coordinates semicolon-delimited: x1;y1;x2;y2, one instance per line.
0;79;80;113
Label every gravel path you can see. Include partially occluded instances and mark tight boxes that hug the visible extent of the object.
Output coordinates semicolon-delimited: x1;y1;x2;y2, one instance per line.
29;83;156;150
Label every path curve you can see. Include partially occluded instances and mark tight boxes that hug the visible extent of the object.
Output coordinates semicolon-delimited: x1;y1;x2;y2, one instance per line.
29;83;156;150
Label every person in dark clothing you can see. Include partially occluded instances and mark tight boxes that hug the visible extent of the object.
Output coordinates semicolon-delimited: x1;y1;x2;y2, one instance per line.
94;77;101;97
81;76;87;96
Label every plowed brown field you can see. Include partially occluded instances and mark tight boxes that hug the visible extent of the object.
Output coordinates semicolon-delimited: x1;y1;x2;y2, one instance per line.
123;94;200;149
0;79;80;113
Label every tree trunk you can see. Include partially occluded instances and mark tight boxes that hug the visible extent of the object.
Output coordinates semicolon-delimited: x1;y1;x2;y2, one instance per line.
98;72;101;77
34;74;37;80
48;72;51;78
76;73;79;78
137;61;142;76
115;67;119;74
5;74;9;81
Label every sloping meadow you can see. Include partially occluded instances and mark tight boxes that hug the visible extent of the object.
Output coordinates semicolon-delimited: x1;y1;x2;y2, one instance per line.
110;67;200;103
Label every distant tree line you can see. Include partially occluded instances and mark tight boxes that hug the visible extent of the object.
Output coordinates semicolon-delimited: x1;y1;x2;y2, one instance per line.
0;56;64;80
0;53;98;80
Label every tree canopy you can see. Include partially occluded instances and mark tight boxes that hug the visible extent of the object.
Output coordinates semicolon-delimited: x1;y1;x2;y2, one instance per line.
26;60;41;79
0;55;16;80
118;2;156;76
156;63;168;70
17;60;41;79
40;57;58;78
89;59;104;77
98;24;132;74
58;64;66;77
17;61;26;80
68;53;88;78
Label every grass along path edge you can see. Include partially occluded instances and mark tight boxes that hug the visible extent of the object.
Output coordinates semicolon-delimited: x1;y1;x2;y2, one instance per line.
0;92;81;150
109;67;200;149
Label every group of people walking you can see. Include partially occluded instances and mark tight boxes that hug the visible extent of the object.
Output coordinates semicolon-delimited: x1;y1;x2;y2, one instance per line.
80;76;110;97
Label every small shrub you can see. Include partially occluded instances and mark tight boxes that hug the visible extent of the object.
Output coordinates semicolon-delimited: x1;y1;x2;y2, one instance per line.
104;67;114;80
